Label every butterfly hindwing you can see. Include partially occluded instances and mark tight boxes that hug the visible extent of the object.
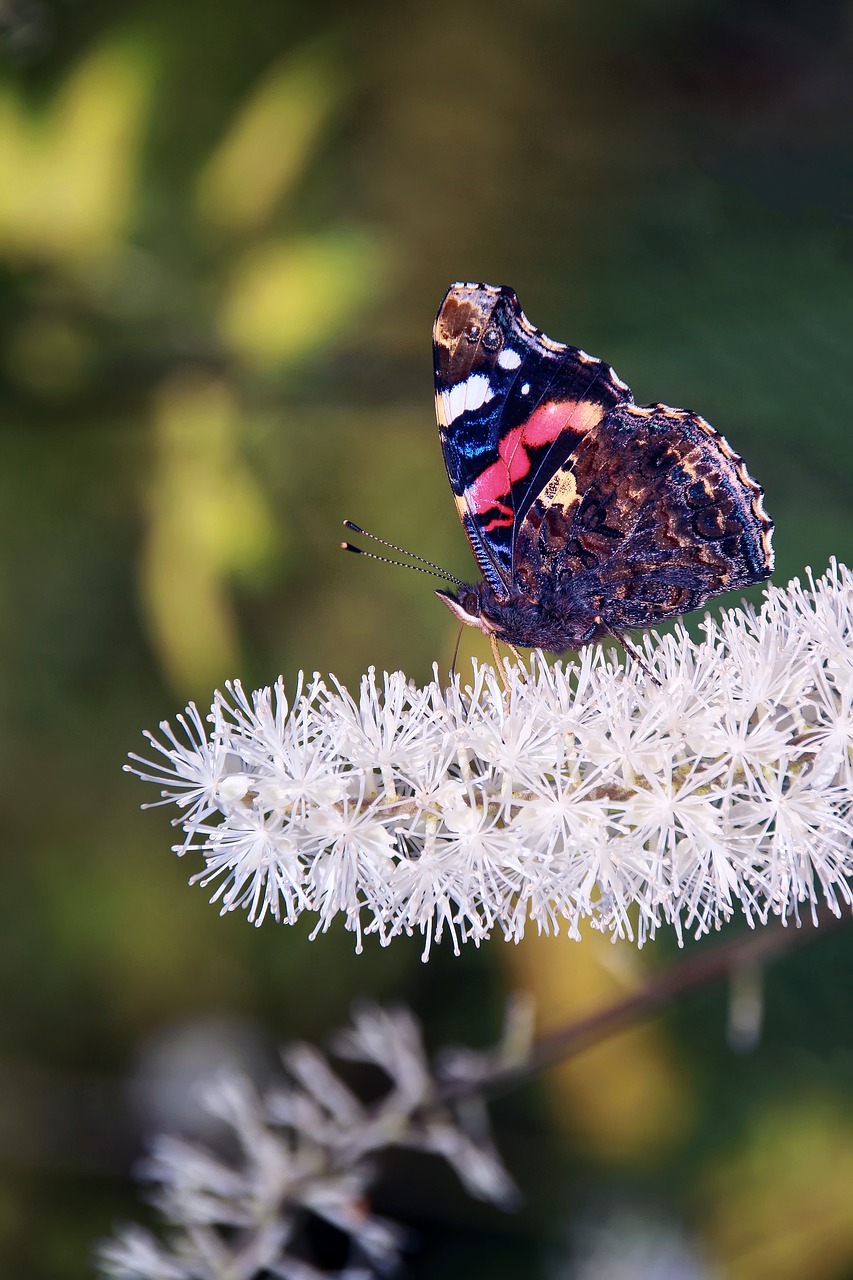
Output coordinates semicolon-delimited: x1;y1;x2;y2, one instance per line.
514;403;775;629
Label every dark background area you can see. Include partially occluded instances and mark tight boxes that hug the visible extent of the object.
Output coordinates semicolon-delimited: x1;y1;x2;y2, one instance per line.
1;0;853;1275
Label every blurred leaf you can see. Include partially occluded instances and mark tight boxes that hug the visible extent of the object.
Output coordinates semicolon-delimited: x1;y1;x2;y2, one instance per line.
0;35;153;263
138;371;278;693
218;229;386;367
196;44;342;235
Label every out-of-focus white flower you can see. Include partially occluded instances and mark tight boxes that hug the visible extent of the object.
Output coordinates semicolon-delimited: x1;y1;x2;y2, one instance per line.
128;563;853;955
97;1004;523;1280
558;1208;713;1280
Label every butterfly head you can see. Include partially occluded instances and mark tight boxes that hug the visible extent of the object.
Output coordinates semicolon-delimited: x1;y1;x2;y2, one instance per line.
434;584;489;634
434;578;553;645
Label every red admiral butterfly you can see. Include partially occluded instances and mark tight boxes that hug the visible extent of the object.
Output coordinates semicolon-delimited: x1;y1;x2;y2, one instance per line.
432;282;774;661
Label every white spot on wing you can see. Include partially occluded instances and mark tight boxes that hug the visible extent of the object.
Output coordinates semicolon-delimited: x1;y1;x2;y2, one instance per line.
497;348;522;370
441;372;495;424
521;382;530;395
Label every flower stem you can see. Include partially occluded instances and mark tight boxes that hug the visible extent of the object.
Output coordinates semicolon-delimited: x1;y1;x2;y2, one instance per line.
439;912;849;1105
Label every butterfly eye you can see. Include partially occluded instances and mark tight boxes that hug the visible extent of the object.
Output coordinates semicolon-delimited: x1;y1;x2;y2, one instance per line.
482;325;502;352
463;322;481;344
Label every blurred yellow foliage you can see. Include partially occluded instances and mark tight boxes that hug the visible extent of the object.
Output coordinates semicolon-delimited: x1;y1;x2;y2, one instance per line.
508;929;693;1163
218;230;385;367
0;37;152;263
139;371;278;693
703;1095;853;1280
196;46;341;235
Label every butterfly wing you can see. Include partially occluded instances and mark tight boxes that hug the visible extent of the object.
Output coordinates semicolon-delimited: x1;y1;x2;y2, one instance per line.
433;283;632;596
514;402;775;634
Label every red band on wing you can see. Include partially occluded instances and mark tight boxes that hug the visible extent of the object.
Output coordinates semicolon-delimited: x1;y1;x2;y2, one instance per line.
482;503;514;531
464;399;594;517
522;401;584;448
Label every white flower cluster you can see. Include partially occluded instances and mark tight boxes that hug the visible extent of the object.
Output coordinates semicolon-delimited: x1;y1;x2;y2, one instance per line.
129;562;853;954
98;1003;523;1280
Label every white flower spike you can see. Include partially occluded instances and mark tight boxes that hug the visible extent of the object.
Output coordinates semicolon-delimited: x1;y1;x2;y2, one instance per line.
128;563;853;956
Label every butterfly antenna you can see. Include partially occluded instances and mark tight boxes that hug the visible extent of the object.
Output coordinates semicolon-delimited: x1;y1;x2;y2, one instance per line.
342;520;465;587
341;542;460;581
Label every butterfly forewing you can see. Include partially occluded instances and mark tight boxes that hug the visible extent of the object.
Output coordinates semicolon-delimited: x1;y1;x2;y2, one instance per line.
433;282;632;593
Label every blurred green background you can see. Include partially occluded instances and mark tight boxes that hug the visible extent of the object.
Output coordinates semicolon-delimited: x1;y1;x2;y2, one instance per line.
1;0;853;1276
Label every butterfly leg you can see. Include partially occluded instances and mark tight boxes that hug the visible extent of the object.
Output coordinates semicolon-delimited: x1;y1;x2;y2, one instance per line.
489;633;527;708
489;633;510;700
604;625;661;688
505;639;525;670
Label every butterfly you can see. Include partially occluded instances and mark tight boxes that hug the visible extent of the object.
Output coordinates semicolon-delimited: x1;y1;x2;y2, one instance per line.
432;282;774;664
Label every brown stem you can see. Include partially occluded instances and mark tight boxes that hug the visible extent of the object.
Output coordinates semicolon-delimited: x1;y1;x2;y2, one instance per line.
439;910;848;1106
